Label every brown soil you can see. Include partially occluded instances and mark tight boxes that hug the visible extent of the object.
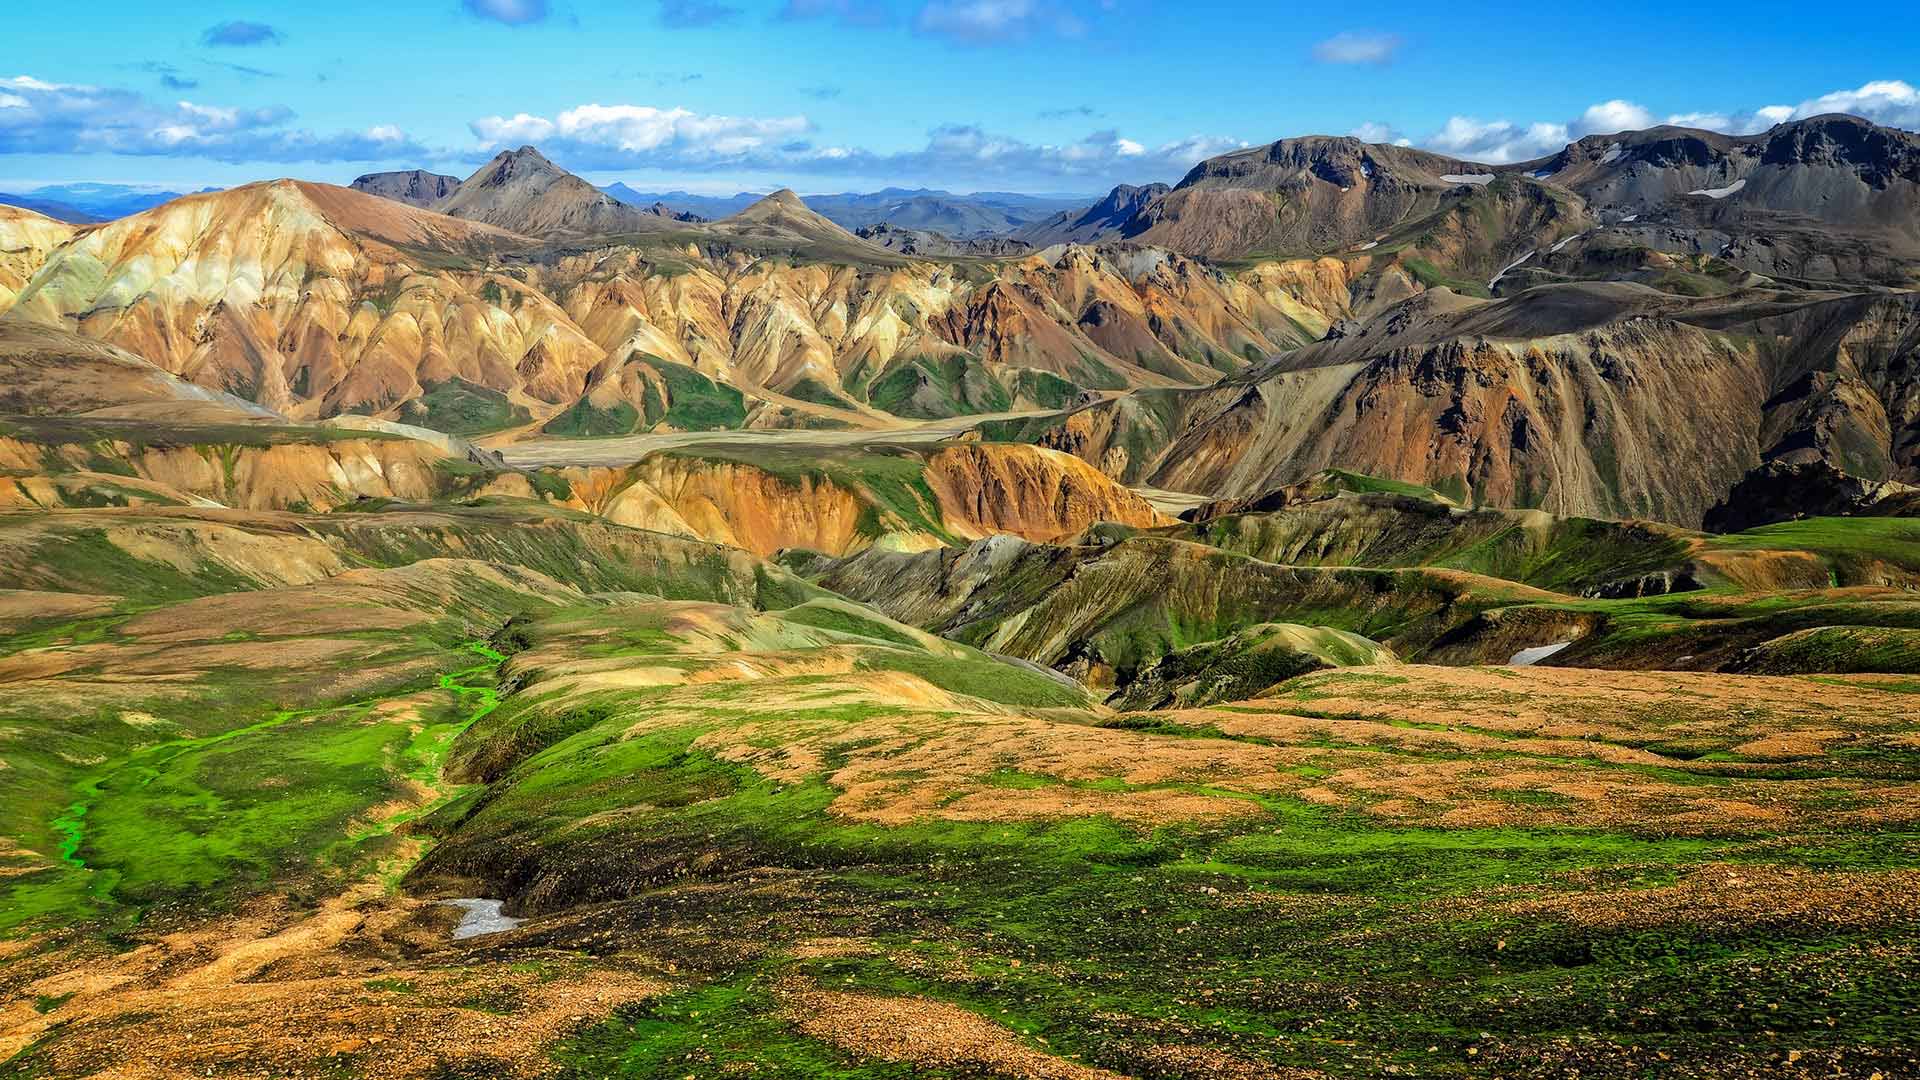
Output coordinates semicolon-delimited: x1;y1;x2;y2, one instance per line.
0;887;663;1079
781;978;1128;1080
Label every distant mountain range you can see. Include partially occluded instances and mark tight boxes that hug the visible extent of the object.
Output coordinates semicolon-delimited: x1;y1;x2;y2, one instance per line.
599;184;1090;237
0;183;219;223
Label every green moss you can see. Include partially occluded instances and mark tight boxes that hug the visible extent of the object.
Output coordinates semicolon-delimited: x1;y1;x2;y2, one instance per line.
541;399;642;438
651;358;747;431
866;355;1014;420
398;379;531;436
1403;257;1491;298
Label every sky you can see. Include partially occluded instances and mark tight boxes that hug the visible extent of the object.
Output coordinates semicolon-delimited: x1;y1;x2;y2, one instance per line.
3;0;1918;196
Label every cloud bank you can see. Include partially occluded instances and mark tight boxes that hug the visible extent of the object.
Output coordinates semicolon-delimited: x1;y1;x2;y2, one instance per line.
0;75;428;163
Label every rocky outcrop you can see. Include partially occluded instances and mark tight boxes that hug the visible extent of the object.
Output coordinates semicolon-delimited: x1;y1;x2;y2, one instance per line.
1705;461;1920;531
350;169;461;208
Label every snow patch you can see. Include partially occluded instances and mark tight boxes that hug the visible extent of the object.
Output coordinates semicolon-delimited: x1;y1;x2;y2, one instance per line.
1509;641;1572;666
1687;178;1747;199
1440;173;1495;186
446;898;523;940
1598;143;1624;165
1488;249;1536;291
1549;231;1586;254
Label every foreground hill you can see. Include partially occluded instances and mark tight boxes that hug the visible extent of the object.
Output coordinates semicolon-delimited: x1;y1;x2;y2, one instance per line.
1;455;1916;1076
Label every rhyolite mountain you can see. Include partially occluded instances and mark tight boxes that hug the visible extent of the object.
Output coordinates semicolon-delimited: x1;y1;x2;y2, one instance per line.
5;115;1920;528
0;171;1316;432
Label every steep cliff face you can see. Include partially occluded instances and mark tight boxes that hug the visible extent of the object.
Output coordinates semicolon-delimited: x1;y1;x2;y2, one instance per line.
923;443;1171;542
537;441;1171;556
986;283;1920;527
0;205;77;316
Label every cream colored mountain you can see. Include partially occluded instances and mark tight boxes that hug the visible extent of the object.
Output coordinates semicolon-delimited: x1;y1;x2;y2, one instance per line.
2;179;1346;432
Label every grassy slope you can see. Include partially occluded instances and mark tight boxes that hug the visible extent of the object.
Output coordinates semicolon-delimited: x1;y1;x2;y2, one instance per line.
419;604;1920;1079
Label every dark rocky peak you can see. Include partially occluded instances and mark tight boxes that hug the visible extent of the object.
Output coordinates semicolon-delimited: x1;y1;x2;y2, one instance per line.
1088;182;1169;220
1761;115;1920;181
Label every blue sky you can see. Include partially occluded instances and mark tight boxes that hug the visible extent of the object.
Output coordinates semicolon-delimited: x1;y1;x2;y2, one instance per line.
3;0;1917;195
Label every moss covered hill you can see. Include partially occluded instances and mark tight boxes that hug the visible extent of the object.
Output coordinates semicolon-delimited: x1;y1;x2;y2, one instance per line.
1;441;1919;1076
814;479;1920;692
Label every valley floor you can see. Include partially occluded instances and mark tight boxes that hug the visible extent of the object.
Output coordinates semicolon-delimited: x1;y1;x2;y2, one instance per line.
0;499;1915;1079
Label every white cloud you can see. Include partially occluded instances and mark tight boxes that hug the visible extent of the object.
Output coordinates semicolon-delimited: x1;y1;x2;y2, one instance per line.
1313;32;1402;65
470;112;558;146
1575;100;1655;136
472;104;809;162
471;102;1238;186
1789;79;1920;128
462;0;549;25
0;73;433;163
1349;121;1408;145
1423;116;1569;164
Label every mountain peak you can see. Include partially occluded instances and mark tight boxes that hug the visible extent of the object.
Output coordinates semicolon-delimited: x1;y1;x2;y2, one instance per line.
436;146;666;238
